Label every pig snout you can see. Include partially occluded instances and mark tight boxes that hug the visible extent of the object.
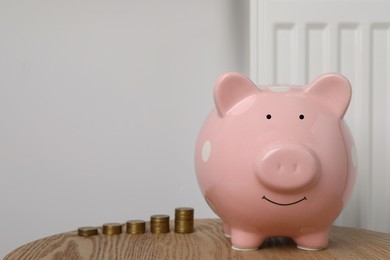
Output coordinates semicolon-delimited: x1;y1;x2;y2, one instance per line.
255;144;319;193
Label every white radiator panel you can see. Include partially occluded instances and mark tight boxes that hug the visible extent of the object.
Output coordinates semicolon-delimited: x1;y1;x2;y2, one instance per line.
251;0;390;233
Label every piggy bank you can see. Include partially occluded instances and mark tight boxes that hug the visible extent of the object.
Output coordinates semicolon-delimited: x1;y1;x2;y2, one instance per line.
195;72;357;251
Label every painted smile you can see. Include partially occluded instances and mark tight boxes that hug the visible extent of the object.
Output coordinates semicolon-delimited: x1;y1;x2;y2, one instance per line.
262;195;307;206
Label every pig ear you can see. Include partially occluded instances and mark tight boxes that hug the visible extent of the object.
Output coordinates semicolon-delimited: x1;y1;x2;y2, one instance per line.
214;72;259;116
305;73;352;118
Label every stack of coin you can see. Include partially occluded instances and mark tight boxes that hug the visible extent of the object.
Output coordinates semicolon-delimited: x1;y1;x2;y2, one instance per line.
102;223;123;235
78;226;99;237
126;220;146;234
150;215;170;234
174;207;194;234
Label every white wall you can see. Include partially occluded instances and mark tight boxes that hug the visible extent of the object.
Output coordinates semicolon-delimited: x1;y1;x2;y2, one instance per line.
0;1;250;257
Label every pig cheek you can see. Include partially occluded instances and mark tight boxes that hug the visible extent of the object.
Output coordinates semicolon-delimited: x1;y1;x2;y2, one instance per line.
204;179;265;223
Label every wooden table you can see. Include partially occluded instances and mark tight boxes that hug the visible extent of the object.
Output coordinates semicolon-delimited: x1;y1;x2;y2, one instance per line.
5;219;390;259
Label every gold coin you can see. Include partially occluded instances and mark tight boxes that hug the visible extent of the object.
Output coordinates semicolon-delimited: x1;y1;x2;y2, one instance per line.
150;227;170;234
151;215;170;222
150;225;170;233
102;223;123;235
175;207;194;220
150;215;170;234
175;215;193;221
175;207;194;213
126;220;146;234
174;221;193;225
174;228;193;233
78;226;98;237
174;221;194;234
174;220;194;226
174;228;193;234
174;208;194;234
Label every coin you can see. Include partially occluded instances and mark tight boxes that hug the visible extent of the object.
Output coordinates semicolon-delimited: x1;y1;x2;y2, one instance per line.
102;223;123;235
150;215;170;234
174;207;194;234
174;220;194;227
175;207;194;220
78;226;98;237
175;207;194;214
174;221;194;233
151;215;170;222
126;220;146;234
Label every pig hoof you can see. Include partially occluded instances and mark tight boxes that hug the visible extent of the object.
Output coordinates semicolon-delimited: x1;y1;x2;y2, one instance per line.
297;245;323;251
232;245;259;251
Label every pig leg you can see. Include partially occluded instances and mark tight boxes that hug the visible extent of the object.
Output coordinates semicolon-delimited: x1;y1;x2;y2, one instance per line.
294;228;329;250
223;223;231;237
230;229;265;251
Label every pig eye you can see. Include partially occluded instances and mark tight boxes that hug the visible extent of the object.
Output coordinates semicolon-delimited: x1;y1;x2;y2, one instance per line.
266;114;272;119
299;114;305;120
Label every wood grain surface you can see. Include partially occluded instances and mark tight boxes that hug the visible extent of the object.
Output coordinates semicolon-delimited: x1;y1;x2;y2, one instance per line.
5;219;390;260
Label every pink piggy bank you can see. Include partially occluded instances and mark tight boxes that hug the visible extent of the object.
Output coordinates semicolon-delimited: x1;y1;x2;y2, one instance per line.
195;72;357;251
